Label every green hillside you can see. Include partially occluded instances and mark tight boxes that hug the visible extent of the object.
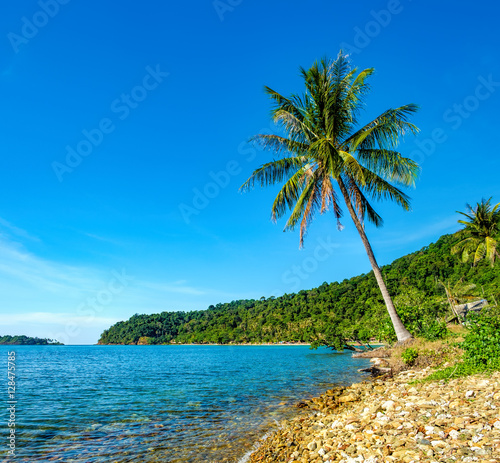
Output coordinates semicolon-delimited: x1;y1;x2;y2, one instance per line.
97;231;500;346
0;335;64;345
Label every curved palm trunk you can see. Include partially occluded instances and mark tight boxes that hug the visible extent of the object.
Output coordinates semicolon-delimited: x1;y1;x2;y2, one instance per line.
337;178;413;342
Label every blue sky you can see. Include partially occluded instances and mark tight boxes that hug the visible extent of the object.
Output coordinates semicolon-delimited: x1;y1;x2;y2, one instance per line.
0;0;499;344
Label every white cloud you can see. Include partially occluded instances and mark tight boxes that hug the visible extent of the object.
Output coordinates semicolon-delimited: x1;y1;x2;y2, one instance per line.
0;217;39;241
82;232;125;246
0;237;101;296
373;216;459;248
0;219;256;343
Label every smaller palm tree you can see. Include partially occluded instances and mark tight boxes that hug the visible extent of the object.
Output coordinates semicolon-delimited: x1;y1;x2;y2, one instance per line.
438;278;477;319
452;198;500;267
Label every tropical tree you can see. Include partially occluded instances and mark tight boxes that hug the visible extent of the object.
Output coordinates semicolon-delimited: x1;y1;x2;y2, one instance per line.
452;198;500;267
438;278;477;319
240;52;420;342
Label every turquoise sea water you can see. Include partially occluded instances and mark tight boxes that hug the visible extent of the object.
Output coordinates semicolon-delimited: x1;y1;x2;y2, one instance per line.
0;345;371;462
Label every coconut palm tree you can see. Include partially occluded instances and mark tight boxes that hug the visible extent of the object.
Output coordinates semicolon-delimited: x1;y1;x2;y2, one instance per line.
241;52;420;342
438;278;477;320
452;198;500;267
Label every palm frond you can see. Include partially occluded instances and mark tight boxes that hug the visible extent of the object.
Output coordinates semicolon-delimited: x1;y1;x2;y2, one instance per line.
269;165;311;221
341;68;374;126
273;110;317;143
485;236;498;267
356;166;412;211
356;148;419;187
345;104;420;151
344;174;383;227
338;150;366;186
249;134;309;157
240;156;308;191
282;171;320;235
474;242;486;266
320;175;344;230
299;180;321;247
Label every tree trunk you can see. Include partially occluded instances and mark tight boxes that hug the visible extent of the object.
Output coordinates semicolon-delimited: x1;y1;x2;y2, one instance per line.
442;283;460;320
337;178;413;343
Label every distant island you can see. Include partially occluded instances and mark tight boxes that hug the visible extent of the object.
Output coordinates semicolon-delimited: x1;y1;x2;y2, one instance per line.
0;335;64;345
98;231;500;346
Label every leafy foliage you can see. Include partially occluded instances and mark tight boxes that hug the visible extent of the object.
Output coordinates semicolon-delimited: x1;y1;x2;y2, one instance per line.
423;361;490;382
420;309;500;382
401;347;419;366
462;312;500;368
393;287;449;341
98;231;500;346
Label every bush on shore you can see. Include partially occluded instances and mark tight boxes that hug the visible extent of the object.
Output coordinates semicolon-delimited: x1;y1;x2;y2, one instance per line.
393;310;500;382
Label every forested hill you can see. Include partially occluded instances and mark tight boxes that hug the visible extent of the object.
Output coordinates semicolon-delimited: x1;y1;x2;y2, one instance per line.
0;335;64;345
98;232;500;345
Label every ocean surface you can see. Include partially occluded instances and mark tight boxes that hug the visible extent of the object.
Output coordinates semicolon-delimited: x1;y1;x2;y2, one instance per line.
0;345;371;462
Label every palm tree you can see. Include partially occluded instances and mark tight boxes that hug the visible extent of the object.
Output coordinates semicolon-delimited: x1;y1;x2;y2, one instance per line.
241;52;420;342
438;278;477;320
452;198;500;267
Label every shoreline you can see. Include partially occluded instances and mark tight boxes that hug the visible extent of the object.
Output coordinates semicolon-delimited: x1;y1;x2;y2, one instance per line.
247;367;500;462
96;342;313;346
96;342;384;347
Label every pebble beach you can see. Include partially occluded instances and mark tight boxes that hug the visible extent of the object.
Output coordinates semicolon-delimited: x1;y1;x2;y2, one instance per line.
248;367;500;463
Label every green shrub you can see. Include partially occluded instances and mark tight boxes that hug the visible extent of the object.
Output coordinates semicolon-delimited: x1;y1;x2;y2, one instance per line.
401;347;419;366
423;361;486;382
395;296;449;341
420;311;500;382
376;317;397;343
420;318;449;341
462;312;500;368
